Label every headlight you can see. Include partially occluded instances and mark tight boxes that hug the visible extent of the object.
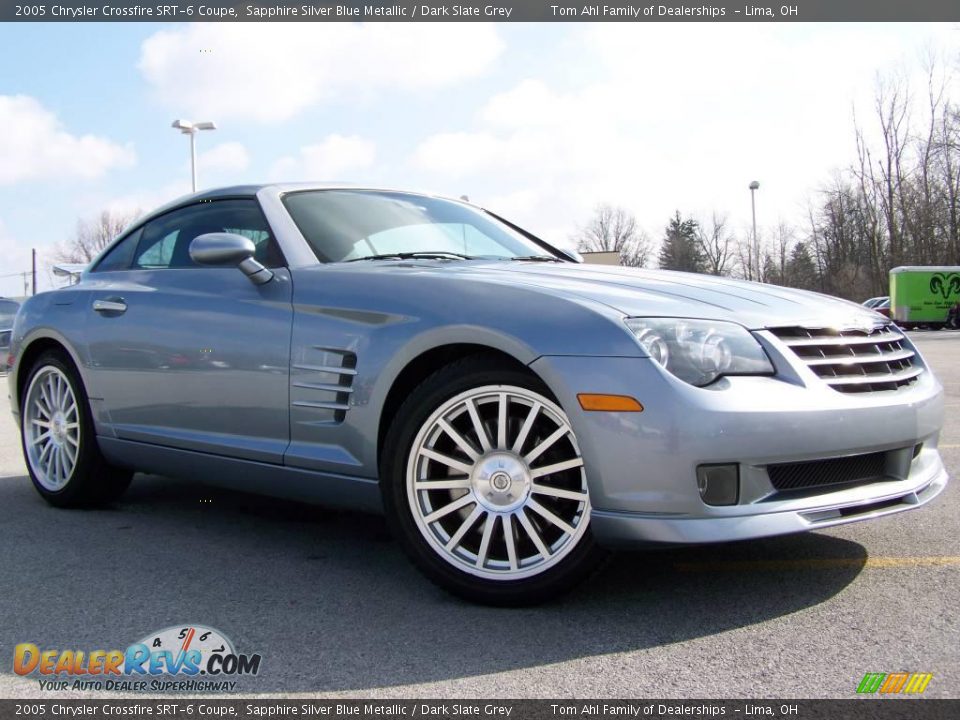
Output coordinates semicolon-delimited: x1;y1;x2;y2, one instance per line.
624;317;774;387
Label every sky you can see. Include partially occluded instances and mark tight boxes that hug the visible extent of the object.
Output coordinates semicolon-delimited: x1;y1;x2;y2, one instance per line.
0;21;958;296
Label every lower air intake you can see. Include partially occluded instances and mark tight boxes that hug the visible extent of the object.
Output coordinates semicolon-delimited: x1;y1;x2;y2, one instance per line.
767;451;888;491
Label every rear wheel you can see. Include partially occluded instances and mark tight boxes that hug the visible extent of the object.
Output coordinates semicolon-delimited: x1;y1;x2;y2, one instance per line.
20;351;132;507
382;357;603;605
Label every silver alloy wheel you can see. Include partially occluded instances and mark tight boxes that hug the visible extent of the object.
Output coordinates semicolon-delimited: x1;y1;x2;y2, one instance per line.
407;385;590;580
23;366;81;491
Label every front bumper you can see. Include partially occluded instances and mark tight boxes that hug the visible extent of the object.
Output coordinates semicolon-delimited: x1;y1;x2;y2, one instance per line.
590;463;947;546
530;342;948;548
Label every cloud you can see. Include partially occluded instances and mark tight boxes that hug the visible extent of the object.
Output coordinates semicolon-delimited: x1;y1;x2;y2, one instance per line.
197;142;250;174
72;180;193;228
0;95;135;185
413;132;505;177
139;23;504;123
269;135;376;181
410;24;959;242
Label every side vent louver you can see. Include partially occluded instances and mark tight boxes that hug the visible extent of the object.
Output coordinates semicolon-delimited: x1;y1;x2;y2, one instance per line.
291;347;358;424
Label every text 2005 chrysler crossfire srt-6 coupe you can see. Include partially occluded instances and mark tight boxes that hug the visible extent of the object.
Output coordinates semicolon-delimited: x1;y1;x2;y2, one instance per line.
6;184;949;604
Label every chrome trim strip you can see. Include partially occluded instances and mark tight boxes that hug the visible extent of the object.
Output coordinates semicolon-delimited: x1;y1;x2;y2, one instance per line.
823;366;924;386
778;332;904;347
292;363;357;375
292;381;354;393
292;400;351;411
803;348;915;366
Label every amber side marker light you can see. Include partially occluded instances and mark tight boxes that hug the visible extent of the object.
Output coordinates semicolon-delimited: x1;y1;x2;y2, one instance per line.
577;394;644;412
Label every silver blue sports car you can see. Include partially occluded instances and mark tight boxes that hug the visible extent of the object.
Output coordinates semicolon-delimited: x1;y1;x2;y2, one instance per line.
6;184;948;604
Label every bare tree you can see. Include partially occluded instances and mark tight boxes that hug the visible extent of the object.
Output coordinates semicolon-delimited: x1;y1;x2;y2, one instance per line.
805;58;960;300
696;212;736;276
770;222;795;285
56;209;140;264
873;72;911;268
573;203;652;267
937;101;960;263
734;226;761;281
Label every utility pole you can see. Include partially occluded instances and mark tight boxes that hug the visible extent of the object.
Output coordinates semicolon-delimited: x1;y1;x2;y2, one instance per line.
31;249;36;296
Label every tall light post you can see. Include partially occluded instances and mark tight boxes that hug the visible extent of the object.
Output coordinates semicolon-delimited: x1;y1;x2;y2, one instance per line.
171;119;217;192
749;180;760;280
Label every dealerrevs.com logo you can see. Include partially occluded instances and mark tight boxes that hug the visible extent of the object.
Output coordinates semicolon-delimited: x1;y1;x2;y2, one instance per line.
14;624;262;692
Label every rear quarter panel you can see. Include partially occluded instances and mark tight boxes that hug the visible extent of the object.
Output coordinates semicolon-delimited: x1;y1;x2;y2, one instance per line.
7;287;97;425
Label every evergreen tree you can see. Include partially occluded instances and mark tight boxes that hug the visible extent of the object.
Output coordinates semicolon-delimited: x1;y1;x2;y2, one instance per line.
658;211;705;273
786;241;818;290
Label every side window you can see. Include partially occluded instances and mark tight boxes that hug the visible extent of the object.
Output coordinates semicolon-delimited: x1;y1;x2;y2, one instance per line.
131;199;285;270
136;228;178;268
92;228;141;272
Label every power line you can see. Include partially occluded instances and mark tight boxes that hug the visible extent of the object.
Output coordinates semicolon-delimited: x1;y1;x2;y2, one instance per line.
1;248;38;295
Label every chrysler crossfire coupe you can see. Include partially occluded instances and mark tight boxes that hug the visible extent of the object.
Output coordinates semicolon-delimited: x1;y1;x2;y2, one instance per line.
6;184;948;604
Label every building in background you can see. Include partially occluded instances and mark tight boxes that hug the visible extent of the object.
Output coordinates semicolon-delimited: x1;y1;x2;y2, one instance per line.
581;251;621;266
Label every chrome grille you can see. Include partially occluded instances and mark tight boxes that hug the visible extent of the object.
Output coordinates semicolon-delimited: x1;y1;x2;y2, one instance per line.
769;325;922;393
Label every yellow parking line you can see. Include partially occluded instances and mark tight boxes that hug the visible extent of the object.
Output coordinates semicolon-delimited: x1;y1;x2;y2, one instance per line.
675;557;960;572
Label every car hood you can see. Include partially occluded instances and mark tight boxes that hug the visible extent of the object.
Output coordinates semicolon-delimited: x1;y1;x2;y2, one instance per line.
414;261;881;330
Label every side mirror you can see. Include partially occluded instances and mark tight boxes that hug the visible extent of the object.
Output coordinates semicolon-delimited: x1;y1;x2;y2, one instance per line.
189;233;274;285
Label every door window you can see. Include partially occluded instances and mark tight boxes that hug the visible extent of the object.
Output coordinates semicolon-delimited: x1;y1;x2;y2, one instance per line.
92;228;141;273
130;199;284;270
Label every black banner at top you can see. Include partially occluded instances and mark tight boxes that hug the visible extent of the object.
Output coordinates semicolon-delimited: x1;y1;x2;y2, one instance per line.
3;0;960;23
0;701;958;720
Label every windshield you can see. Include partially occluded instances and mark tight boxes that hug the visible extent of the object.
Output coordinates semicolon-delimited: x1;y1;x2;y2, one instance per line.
282;190;558;263
0;300;19;328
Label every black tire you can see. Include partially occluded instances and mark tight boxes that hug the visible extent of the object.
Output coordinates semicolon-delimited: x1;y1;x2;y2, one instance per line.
20;351;132;508
381;354;604;606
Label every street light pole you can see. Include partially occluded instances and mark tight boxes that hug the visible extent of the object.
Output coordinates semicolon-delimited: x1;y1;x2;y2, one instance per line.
189;131;197;193
749;180;760;281
171;119;217;193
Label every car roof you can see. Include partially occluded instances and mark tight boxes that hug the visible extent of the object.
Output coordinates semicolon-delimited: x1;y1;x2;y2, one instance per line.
130;184;267;229
127;183;463;233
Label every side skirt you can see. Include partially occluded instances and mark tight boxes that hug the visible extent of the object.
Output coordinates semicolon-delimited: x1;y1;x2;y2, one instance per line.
98;437;383;514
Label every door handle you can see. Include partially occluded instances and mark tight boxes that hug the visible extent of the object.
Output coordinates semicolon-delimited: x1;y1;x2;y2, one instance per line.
93;298;127;314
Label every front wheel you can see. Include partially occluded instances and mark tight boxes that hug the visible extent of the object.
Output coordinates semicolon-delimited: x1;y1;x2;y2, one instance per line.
20;351;132;507
382;357;603;605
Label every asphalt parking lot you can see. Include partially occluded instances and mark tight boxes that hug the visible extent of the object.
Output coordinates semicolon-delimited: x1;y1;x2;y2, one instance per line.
0;332;957;700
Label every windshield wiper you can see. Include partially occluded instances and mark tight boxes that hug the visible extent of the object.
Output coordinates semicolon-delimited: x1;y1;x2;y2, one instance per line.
509;255;564;262
345;251;476;262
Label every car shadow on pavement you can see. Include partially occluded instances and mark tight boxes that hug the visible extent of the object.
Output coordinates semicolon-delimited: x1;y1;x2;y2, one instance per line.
0;473;868;693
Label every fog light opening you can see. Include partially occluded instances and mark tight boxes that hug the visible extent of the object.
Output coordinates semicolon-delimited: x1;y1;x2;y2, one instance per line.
696;464;740;506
